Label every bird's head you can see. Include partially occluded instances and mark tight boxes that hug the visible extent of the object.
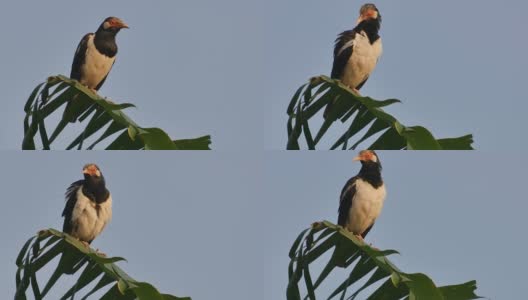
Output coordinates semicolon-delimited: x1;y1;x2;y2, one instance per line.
356;3;381;25
100;17;129;33
83;163;103;179
353;150;382;169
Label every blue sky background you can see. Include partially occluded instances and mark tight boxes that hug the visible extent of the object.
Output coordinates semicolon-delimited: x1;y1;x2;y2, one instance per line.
1;1;528;300
1;152;264;299
0;0;266;150
265;0;528;149
1;0;527;150
264;151;528;299
2;152;527;299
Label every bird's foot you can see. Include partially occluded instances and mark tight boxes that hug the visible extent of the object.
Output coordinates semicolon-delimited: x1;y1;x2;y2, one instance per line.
352;88;362;96
369;243;379;250
80;241;90;248
94;248;107;257
354;234;364;241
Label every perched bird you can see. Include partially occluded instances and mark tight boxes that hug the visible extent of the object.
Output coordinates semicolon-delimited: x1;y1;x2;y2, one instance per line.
324;4;382;120
63;17;129;122
338;150;386;240
62;164;112;245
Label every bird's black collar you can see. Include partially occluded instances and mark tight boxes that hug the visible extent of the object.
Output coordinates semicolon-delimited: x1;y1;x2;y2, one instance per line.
355;18;381;44
358;161;383;188
93;29;118;58
82;176;110;204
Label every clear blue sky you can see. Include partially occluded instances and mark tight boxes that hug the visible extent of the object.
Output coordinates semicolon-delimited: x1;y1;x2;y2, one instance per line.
1;152;264;299
264;151;528;299
0;0;266;150
2;1;527;150
265;0;528;149
1;1;527;300
2;152;527;299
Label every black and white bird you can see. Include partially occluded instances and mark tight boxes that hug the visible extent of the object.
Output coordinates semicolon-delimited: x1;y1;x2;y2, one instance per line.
63;17;129;122
62;164;112;245
324;4;382;119
338;150;386;240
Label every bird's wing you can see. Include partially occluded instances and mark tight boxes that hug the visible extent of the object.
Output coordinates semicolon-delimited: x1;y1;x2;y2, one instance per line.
338;177;377;238
70;33;93;80
338;176;358;226
331;30;357;79
94;60;115;91
325;30;358;120
361;223;374;238
355;75;369;90
62;180;84;233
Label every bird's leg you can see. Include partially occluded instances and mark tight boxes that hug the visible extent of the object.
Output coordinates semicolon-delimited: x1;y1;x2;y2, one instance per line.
95;249;107;257
355;236;380;250
344;84;361;96
78;240;106;256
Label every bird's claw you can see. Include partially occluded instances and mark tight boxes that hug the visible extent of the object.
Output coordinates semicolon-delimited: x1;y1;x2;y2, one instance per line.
95;249;107;257
104;98;115;104
369;243;379;250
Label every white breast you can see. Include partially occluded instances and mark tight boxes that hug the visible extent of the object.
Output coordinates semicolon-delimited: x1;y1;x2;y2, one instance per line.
70;187;112;242
342;32;382;88
80;35;116;89
346;179;386;235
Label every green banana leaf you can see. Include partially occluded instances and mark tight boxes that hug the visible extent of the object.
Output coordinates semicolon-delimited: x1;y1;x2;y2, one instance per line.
287;221;480;300
286;76;473;150
23;75;211;150
15;229;191;300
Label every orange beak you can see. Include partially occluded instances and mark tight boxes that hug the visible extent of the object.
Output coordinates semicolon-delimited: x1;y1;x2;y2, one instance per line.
83;165;99;176
353;151;374;162
357;8;378;24
110;18;129;29
364;8;377;19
